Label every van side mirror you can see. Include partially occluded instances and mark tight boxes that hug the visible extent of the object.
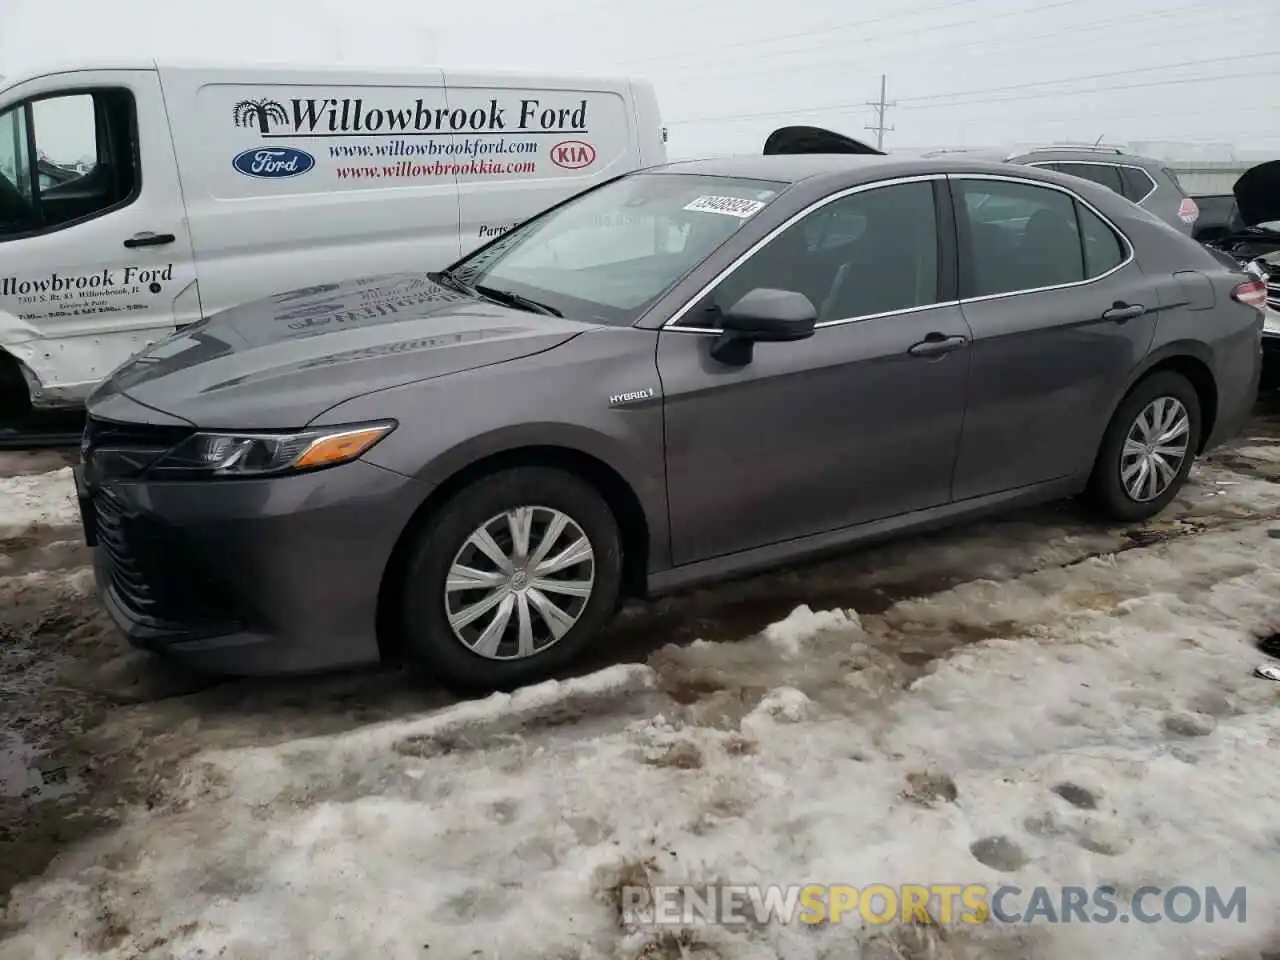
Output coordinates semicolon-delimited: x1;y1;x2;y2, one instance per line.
711;288;816;365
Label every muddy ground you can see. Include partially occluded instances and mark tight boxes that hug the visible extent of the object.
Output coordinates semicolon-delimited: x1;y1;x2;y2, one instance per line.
3;397;1280;916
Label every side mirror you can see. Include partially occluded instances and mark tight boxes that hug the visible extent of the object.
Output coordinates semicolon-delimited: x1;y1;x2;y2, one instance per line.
712;288;816;364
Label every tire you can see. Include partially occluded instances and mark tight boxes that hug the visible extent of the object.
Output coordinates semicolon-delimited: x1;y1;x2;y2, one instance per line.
0;352;31;422
400;467;623;691
1086;371;1202;523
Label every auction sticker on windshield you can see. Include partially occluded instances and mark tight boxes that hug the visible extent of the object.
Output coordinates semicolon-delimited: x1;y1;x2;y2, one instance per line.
683;195;768;218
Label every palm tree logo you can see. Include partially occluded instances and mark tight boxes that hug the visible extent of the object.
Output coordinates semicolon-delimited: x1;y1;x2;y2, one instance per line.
233;99;289;135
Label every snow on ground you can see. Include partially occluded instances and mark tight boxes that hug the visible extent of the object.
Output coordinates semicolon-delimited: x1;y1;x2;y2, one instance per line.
0;467;78;538
3;516;1279;959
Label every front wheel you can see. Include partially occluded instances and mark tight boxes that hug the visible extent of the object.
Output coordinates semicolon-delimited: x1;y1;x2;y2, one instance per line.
1086;371;1202;523
400;467;623;691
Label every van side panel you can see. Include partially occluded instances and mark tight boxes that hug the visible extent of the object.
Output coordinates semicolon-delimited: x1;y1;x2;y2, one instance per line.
443;71;641;256
162;65;463;320
628;78;667;169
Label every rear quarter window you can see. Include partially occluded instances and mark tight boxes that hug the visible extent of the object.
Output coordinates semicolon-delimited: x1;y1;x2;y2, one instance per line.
1160;167;1187;194
1118;166;1156;202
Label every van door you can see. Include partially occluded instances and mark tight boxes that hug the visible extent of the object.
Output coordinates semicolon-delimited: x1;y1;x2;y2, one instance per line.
443;72;639;257
0;69;199;408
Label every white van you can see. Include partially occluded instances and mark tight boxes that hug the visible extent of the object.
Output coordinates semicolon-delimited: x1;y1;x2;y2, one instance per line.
0;59;665;414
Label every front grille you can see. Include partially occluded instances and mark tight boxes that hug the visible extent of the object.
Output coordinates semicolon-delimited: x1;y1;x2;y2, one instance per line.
82;416;195;481
1267;279;1280;313
95;490;239;628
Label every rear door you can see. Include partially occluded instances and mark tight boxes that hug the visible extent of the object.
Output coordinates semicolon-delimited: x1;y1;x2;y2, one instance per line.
949;174;1159;500
444;71;639;257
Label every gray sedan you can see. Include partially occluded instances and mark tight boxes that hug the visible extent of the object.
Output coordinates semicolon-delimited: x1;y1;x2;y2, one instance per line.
75;154;1266;689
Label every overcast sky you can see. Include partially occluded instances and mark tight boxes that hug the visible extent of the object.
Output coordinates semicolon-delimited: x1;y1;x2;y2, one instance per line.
1;0;1276;162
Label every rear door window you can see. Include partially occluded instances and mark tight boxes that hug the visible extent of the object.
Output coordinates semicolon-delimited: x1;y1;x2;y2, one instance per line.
1052;162;1125;196
958;178;1085;296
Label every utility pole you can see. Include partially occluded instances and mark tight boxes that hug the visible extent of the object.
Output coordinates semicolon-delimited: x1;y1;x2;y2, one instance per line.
865;74;896;151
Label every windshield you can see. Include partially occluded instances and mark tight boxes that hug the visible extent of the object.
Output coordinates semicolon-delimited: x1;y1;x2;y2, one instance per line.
449;172;788;325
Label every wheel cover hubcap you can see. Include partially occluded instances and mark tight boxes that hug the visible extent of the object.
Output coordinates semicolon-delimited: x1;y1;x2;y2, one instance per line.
444;505;595;661
1120;396;1190;503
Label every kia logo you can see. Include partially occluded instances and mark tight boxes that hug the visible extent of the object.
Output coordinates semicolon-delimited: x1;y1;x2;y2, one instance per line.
232;146;316;179
549;140;596;170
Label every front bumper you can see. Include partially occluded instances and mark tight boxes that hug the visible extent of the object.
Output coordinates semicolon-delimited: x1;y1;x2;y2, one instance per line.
75;458;429;676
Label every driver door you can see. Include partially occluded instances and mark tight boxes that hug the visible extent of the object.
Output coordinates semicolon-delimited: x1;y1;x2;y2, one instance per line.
656;176;973;566
0;70;199;398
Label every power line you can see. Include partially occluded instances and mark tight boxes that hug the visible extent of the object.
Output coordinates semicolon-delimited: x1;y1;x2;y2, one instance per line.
664;56;1272;126
865;74;895;150
898;70;1274;110
613;0;1068;67
646;0;1263;81
898;52;1271;105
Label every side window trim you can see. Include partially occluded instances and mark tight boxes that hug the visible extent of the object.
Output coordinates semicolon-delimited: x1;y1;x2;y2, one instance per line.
1026;160;1157;205
663;173;960;334
948;173;1135;304
0;87;142;245
23;102;41;210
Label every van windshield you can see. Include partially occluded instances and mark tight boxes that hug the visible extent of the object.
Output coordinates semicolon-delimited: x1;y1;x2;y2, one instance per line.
448;173;787;326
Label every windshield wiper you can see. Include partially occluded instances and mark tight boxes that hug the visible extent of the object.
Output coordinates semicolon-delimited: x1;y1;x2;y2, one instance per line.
429;270;563;317
474;284;563;317
427;269;480;296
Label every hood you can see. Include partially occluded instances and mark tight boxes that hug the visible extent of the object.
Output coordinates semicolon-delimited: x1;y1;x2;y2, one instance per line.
763;125;886;156
1233;159;1280;229
90;272;593;429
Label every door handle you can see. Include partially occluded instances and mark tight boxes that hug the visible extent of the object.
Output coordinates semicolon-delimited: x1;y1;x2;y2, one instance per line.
1101;302;1146;322
123;232;176;249
907;333;968;358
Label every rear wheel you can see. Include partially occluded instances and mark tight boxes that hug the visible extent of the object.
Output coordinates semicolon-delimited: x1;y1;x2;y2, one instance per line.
1087;371;1201;522
400;467;622;691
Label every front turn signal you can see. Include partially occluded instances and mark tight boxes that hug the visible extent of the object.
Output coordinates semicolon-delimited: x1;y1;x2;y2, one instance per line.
294;424;396;469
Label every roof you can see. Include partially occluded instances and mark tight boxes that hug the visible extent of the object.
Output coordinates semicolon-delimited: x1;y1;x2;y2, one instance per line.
0;58;643;92
646;153;1062;186
1007;146;1159;166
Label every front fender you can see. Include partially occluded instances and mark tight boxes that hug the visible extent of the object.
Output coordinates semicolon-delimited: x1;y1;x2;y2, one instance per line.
310;328;671;570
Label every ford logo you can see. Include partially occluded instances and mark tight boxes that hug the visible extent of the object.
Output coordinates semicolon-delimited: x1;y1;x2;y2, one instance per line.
232;146;315;179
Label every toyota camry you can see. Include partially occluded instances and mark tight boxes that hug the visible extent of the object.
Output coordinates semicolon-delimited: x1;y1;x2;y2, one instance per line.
75;153;1266;689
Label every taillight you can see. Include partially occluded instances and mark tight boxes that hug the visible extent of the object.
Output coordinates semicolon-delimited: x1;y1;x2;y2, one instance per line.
1178;198;1199;224
1232;279;1268;311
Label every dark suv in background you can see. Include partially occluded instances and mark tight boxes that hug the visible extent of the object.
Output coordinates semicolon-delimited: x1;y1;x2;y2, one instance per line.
924;144;1200;235
761;129;1201;236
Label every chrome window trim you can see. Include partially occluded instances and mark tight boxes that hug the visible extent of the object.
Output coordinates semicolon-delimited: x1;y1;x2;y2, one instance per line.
662;174;949;333
660;170;1138;336
670;299;965;335
951;172;1136;304
1024;159;1158;205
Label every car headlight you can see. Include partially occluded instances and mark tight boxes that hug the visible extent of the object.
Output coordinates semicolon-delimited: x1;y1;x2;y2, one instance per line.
149;420;396;479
